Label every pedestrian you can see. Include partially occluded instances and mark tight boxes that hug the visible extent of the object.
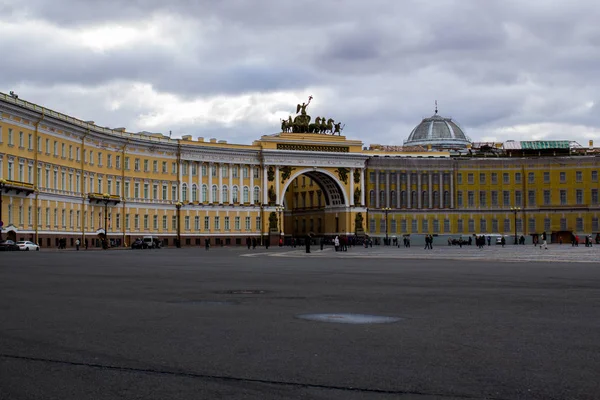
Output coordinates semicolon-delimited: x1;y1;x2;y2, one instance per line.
205;238;210;251
75;238;80;251
541;231;548;250
334;236;340;251
246;237;251;249
487;236;491;246
252;238;257;249
84;239;88;250
320;237;324;251
305;234;311;253
501;236;506;247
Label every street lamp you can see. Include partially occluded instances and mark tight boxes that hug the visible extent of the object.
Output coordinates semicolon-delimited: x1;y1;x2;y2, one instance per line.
383;207;391;245
101;193;111;249
510;206;521;245
0;179;6;241
175;202;183;248
275;206;284;236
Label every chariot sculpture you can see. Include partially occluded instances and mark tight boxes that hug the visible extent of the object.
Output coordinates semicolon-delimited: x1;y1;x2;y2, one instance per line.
280;96;344;135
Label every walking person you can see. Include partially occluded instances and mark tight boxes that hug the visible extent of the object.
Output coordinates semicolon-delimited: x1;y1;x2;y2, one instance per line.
205;238;210;251
75;238;80;251
541;231;548;250
334;236;340;252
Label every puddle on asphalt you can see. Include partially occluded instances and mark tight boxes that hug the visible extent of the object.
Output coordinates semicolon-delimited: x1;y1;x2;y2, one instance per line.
296;313;403;324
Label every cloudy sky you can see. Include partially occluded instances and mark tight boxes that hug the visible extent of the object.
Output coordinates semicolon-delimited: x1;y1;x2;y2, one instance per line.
2;0;600;146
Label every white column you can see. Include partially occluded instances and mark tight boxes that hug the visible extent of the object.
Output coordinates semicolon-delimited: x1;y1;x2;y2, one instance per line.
239;163;243;204
439;171;444;208
229;163;234;204
360;169;365;206
263;166;268;205
198;162;203;202
375;170;380;208
218;163;223;204
250;164;254;204
407;172;411;208
385;171;390;208
417;173;422;209
349;168;355;207
450;172;455;209
275;165;280;205
178;162;183;201
208;163;213;203
428;172;433;208
188;162;192;201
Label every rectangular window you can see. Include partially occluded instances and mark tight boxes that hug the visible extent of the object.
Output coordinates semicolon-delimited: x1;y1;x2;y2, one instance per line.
116;156;121;169
515;172;521;184
19;132;24;148
544;218;551;231
232;166;238;178
544;190;551;205
457;219;463;233
194;216;200;231
503;218;511;233
8;128;13;145
592;218;599;232
528;172;535;183
162;161;168;173
134;158;140;171
184;216;190;230
107;154;112;168
98;152;102;166
391;219;397;233
116;213;120;229
124;182;130;198
245;216;251;231
503;190;510;206
134;214;140;229
479;173;485;184
560;190;567;205
224;216;230;231
144;183;149;199
124;157;130;170
528;190;536;206
401;219;407;233
560;172;566;183
503;173;509;184
491;191;498;206
204;216;210;230
243;167;249;178
515;190;522;206
160;215;166;230
134;183;139;198
457;191;463;207
560;218;567;231
411;219;418;233
576;189;583;205
255;216;261;231
576;171;582;182
543;172;550;183
162;185;168;200
421;219;428;232
528;218;536;233
467;191;474;207
172;162;177;174
369;219;375;233
153;160;158;173
468;219;475;233
467;173;474;184
457;173;462;184
491;173;498;184
592;170;598;182
235;216;240;230
115;181;120;196
152;184;158;199
214;216;220;230
443;219;450;233
28;133;32;150
479;191;486;207
253;167;260;179
492;219;498;233
144;159;149;172
144;214;149;229
480;218;487;233
171;185;177;201
592;189;598;205
172;216;177;230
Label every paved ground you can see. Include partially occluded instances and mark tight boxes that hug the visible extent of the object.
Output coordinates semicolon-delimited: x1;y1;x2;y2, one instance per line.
1;247;599;399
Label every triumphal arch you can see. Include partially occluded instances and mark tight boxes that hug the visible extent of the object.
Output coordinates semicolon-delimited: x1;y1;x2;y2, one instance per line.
254;97;369;242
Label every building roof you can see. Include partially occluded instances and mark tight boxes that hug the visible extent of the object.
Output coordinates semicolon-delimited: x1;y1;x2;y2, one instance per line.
404;111;471;150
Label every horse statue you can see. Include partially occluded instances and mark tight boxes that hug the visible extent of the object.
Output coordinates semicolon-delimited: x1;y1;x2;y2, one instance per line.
280;116;294;132
322;118;334;134
309;117;321;133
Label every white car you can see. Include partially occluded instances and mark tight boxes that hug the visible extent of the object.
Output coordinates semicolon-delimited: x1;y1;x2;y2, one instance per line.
17;241;40;251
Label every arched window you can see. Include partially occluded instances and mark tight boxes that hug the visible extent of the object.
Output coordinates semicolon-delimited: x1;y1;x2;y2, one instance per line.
243;186;249;203
391;191;397;208
422;191;428;208
369;190;375;207
253;186;260;203
433;191;439;208
400;190;406;208
202;184;208;203
232;186;239;203
444;191;450;208
411;191;417;208
181;183;188;202
191;184;198;202
211;185;218;203
379;190;385;206
222;185;228;203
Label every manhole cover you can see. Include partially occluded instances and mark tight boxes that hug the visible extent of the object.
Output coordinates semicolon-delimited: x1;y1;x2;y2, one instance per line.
220;290;268;295
296;313;403;324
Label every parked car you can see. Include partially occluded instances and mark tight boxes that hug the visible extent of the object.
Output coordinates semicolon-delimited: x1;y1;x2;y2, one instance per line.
16;241;40;251
131;239;147;249
0;240;20;251
143;236;162;249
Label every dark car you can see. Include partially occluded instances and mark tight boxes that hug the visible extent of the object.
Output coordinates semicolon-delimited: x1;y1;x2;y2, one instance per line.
131;239;147;250
0;240;20;251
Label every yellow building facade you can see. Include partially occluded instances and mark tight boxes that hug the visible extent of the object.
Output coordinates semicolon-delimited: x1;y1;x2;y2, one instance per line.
1;91;599;248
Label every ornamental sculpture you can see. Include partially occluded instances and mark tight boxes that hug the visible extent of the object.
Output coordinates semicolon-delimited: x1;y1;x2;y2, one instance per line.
335;167;349;184
280;96;344;135
280;166;296;183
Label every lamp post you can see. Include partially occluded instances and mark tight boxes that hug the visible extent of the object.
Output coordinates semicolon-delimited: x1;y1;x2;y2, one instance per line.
383;207;391;245
276;206;284;236
511;206;521;245
175;202;183;248
101;193;111;249
0;179;6;241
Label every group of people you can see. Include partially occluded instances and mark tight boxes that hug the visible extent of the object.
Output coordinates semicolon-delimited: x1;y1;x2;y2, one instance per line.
333;236;348;251
423;234;434;249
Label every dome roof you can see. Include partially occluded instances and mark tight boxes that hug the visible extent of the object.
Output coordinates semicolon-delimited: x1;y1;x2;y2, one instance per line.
404;111;471;150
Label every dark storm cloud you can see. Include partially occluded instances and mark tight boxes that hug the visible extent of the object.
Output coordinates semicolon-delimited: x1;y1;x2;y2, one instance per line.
2;0;600;145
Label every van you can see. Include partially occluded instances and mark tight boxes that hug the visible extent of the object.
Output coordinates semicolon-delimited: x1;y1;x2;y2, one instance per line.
143;236;161;249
